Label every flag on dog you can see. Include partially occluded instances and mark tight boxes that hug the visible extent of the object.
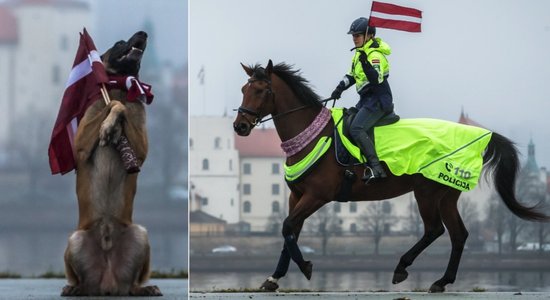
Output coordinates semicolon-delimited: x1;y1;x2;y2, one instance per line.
369;1;422;32
48;28;109;174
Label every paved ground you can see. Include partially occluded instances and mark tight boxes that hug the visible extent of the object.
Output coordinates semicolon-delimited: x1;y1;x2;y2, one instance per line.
189;292;550;300
0;279;188;299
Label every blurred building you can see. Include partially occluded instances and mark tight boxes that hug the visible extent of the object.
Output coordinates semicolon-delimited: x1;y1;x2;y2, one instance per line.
234;127;288;233
0;0;91;147
189;116;240;223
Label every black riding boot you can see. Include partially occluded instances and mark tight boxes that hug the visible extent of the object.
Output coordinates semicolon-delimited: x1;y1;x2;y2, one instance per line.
355;135;387;183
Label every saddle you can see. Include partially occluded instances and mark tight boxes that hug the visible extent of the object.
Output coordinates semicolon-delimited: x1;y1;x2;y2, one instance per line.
335;107;400;166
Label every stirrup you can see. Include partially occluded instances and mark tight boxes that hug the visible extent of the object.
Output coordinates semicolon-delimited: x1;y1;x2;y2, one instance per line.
361;166;375;184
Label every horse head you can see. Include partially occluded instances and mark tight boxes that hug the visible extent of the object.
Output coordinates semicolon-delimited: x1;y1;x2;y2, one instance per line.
233;60;275;136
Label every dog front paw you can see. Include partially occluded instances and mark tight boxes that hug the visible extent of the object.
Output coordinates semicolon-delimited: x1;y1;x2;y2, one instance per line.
99;119;122;146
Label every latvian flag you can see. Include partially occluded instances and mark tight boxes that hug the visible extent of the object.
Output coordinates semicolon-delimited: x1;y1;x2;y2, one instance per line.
48;28;109;174
369;1;422;32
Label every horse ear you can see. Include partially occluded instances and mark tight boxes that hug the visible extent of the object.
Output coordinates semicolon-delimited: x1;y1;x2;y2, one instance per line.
265;59;273;79
241;63;254;76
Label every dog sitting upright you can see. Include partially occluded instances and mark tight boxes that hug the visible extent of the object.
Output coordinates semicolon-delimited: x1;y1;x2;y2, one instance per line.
62;31;161;297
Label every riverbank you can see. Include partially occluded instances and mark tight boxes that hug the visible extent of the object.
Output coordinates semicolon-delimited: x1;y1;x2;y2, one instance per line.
190;253;550;272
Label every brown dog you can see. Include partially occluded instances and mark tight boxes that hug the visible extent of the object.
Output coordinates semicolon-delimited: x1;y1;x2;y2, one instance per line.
61;31;161;296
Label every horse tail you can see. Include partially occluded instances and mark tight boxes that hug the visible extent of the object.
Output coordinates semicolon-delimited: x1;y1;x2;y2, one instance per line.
483;132;549;221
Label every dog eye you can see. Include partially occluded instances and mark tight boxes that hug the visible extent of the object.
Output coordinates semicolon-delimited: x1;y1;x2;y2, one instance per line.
115;41;125;46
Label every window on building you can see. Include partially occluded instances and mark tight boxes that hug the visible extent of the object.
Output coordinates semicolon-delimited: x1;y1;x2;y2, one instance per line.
334;202;341;213
243;201;251;213
243;183;251;195
189;138;193;149
214;137;221;149
230;198;234;206
272;201;280;213
350;202;357;213
272;163;280;174
202;159;209;170
243;163;251;174
229;159;233;171
271;184;280;195
201;197;208;206
350;223;357;233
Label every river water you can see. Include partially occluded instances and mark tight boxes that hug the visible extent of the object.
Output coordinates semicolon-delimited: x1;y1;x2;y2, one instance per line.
190;271;550;292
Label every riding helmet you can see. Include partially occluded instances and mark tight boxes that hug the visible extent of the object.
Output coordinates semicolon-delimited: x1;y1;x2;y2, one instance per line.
348;17;376;35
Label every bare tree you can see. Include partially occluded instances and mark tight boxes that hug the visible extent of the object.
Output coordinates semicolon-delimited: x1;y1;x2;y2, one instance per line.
404;193;422;239
458;196;482;250
358;201;396;255
486;191;513;254
305;203;342;255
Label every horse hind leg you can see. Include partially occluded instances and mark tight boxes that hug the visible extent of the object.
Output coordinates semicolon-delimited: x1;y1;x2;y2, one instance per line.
392;184;448;285
429;189;468;293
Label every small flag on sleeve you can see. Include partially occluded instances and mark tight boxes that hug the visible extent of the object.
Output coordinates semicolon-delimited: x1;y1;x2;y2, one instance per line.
48;28;109;175
369;1;422;32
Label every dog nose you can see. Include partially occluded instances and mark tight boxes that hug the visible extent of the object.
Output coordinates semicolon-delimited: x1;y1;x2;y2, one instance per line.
135;31;148;38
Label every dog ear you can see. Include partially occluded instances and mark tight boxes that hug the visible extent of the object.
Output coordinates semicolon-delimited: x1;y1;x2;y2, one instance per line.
265;59;273;79
241;63;254;77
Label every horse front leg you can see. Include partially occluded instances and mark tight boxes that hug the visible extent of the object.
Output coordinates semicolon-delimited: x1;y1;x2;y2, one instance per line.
260;220;304;292
260;193;325;290
260;192;302;291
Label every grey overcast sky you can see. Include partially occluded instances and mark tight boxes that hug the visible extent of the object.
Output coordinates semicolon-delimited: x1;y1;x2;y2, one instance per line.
189;0;550;168
90;0;187;67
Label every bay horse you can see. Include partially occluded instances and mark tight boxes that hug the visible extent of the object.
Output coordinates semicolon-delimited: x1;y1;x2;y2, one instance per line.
233;60;549;293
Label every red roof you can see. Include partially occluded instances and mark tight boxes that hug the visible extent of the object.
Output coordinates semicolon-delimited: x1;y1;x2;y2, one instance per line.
234;127;285;157
0;7;17;44
458;110;485;128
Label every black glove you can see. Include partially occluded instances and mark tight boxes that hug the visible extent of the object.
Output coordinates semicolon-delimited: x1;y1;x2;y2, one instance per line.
331;87;343;100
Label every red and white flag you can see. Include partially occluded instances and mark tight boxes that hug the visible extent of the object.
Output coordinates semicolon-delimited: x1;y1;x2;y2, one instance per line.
369;1;422;32
48;28;109;174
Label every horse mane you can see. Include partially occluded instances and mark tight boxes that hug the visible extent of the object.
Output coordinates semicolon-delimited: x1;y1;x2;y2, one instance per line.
251;63;322;108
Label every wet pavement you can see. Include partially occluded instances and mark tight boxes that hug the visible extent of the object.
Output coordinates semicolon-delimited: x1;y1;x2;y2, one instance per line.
189;292;550;300
0;279;187;299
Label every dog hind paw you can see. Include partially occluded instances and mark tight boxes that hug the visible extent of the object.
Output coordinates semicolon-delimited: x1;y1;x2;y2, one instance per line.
61;285;84;296
130;285;163;296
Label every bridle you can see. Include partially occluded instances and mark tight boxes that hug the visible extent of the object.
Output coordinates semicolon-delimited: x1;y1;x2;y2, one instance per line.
236;77;334;126
235;78;274;126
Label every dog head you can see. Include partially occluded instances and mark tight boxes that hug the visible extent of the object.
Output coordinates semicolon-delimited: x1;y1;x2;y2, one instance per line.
101;31;148;76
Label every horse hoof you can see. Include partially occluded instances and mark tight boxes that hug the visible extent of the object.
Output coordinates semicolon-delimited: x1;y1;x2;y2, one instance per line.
392;271;408;284
260;280;279;292
300;261;313;280
429;283;445;293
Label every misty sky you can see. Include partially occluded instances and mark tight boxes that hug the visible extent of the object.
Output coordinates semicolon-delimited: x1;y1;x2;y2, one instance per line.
90;0;187;67
189;0;550;168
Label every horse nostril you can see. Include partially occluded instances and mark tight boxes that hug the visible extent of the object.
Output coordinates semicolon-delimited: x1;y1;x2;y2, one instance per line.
234;123;248;135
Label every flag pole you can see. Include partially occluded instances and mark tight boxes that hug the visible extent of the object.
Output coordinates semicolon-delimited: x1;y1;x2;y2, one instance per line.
366;1;375;38
100;84;111;105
